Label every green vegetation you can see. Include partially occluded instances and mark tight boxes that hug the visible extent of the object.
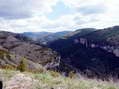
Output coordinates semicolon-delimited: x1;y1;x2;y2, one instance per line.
1;64;16;70
0;69;119;89
0;49;9;59
17;58;28;72
49;71;60;77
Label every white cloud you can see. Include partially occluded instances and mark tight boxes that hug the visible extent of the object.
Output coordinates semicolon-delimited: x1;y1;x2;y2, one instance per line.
62;0;119;29
0;0;58;19
0;0;119;33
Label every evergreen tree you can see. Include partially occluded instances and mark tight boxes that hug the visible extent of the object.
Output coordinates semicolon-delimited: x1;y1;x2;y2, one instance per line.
18;58;27;72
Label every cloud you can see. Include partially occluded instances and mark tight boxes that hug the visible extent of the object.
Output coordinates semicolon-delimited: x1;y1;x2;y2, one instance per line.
61;0;119;28
0;0;58;19
42;15;75;29
0;0;119;33
77;4;106;15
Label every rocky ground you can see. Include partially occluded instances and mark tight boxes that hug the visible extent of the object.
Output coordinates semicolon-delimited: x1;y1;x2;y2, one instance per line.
0;69;119;89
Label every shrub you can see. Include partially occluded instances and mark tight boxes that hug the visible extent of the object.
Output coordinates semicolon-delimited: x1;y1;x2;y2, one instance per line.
50;71;60;77
108;87;116;89
1;64;16;70
0;50;9;59
28;68;45;74
17;58;28;72
68;71;76;78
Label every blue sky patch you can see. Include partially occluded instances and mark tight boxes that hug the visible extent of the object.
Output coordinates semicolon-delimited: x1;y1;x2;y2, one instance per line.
47;1;76;20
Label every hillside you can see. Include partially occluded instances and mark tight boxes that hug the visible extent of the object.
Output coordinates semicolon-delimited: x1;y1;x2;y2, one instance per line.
48;26;119;79
80;26;119;46
0;31;60;71
76;26;119;57
0;69;118;89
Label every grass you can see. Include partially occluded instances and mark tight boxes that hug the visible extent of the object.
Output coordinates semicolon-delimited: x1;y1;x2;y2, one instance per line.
0;69;119;89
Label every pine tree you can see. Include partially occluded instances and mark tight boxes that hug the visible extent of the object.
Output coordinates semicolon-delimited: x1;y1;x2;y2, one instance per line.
18;58;27;72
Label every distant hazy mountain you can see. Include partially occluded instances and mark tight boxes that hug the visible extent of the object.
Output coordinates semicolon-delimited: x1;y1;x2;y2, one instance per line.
23;31;72;44
49;26;119;79
23;32;51;41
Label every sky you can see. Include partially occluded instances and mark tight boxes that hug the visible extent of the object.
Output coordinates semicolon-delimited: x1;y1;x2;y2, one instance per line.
0;0;119;33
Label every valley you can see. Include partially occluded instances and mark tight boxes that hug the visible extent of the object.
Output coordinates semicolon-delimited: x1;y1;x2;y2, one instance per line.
0;26;119;89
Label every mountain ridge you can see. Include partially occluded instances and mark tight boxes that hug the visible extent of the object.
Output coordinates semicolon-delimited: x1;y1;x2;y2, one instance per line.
48;26;119;79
